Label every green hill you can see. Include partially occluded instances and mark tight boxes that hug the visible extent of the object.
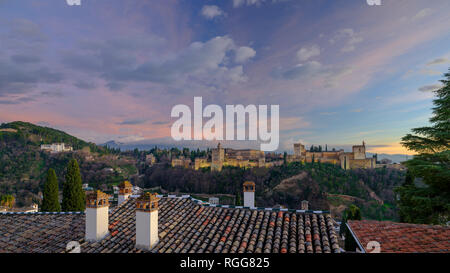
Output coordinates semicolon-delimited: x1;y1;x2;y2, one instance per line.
0;121;99;150
139;161;406;221
0;121;135;207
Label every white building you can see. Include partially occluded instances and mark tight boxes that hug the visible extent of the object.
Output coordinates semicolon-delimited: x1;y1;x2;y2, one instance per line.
208;197;219;205
40;143;73;153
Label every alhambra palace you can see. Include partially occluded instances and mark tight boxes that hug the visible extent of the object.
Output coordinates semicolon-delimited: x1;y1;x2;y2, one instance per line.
172;142;377;171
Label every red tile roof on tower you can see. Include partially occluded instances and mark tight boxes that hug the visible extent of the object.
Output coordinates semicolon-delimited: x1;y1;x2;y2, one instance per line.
347;220;450;253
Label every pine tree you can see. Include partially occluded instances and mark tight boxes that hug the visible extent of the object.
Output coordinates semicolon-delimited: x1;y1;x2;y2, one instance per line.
396;68;450;225
41;168;61;212
62;159;85;211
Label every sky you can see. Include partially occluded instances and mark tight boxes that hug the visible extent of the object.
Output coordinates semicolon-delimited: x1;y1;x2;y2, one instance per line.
0;0;449;155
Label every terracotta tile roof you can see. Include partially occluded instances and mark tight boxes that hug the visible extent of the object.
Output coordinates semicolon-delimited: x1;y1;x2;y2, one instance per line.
347;220;450;253
0;197;340;253
0;213;84;253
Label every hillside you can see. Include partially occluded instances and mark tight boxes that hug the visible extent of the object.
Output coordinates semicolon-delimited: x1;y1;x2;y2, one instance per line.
138;161;406;221
0;121;137;207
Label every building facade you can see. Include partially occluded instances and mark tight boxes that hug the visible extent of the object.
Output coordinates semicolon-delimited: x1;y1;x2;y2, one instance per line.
40;143;73;153
289;142;376;170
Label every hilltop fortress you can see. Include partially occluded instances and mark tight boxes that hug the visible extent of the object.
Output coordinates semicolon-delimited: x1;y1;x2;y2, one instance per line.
172;141;376;171
288;142;376;170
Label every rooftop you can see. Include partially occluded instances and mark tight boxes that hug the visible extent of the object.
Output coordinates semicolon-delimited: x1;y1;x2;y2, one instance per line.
0;196;340;253
347;220;450;253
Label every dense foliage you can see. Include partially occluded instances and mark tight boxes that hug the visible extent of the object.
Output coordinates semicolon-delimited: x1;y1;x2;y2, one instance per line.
339;205;362;251
41;169;61;212
397;68;450;225
138;161;404;220
0;121;135;207
62;159;85;211
0;194;15;208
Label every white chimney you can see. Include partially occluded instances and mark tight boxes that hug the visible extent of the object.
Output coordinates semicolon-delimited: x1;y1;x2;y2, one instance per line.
118;181;132;205
243;181;255;208
301;200;309;210
85;190;109;241
135;193;159;250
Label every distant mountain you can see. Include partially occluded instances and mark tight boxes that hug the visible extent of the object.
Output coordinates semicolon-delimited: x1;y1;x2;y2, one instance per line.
99;138;261;151
367;153;413;163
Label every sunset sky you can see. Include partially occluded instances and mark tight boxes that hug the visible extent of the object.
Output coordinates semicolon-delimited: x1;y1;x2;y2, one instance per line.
1;0;449;154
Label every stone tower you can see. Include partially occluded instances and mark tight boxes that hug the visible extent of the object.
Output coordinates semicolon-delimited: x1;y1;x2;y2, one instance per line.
294;143;305;158
352;141;366;160
211;143;224;171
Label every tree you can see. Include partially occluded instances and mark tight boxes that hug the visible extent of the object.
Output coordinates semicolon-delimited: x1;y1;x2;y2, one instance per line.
62;159;85;211
0;194;15;209
397;68;450;225
235;191;242;206
41;168;61;212
340;205;362;251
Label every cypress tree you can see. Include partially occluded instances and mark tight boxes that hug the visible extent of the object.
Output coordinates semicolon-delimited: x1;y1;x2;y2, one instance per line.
397;68;450;225
62;159;85;211
41;168;61;212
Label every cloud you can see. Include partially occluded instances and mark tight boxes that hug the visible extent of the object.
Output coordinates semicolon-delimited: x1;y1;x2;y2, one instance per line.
0;19;62;98
0;59;63;96
235;46;256;63
118;118;148;125
201;5;224;20
40;90;64;97
10;54;40;64
320;112;337;116
296;45;320;61
412;8;433;21
63;36;255;93
152;120;170;125
276;61;322;80
233;0;289;8
74;81;96;90
6;18;47;43
426;57;449;66
330;28;363;53
279;117;310;131
418;84;442;92
0;96;35;105
420;69;443;76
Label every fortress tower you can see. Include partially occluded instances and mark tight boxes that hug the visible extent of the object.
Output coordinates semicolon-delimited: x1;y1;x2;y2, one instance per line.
293;143;306;158
352;141;366;160
211;143;224;171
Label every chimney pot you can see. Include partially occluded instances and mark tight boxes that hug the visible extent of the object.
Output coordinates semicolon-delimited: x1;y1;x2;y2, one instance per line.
243;181;255;208
301;200;309;210
85;190;110;241
118;180;133;205
135;192;159;250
